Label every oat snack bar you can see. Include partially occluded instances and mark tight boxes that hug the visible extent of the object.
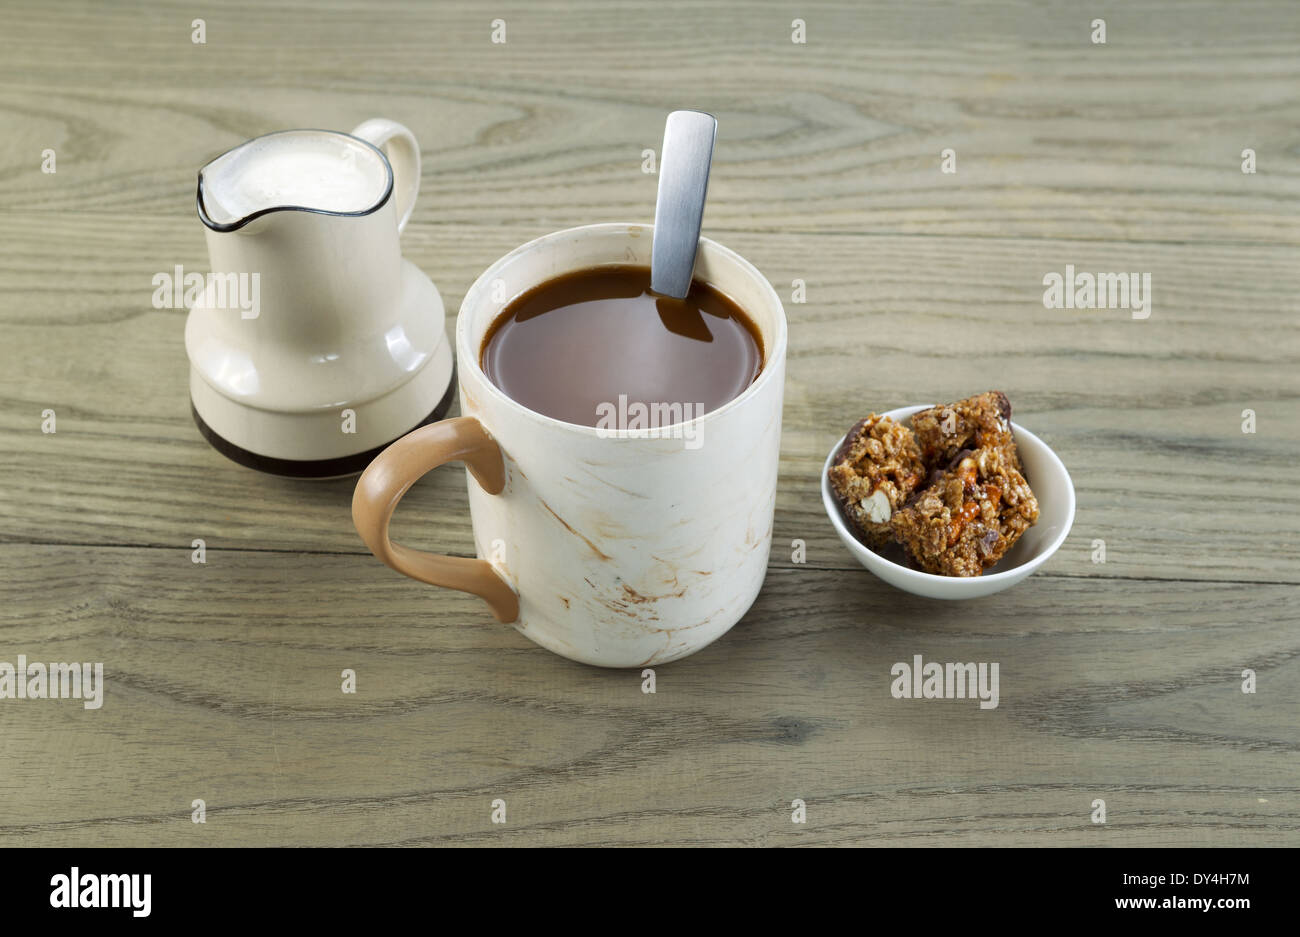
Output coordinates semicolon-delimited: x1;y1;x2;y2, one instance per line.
910;390;1019;469
827;414;926;546
891;444;1039;577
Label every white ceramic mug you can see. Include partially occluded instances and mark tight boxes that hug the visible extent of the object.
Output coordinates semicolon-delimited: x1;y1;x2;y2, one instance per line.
353;223;787;667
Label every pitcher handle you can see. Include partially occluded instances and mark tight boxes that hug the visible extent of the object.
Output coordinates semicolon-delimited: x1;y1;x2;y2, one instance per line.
351;118;421;234
352;417;519;623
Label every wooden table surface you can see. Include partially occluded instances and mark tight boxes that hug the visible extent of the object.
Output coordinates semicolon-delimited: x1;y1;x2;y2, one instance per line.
1;0;1297;847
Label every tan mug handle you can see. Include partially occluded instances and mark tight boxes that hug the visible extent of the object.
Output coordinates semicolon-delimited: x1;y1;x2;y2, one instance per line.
352;417;519;623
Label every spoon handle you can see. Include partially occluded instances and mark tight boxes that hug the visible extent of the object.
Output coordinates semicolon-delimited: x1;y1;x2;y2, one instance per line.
651;110;717;299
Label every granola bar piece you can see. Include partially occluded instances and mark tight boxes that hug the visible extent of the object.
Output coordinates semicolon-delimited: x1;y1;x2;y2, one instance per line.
891;445;1039;577
911;391;1019;469
828;415;926;546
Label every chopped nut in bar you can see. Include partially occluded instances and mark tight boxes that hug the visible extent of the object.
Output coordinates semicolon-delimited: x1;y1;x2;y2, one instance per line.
827;414;926;546
910;390;1019;469
890;445;1039;577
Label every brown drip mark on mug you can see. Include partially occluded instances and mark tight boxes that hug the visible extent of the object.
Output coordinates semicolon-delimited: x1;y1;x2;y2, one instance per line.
538;498;612;562
621;583;687;604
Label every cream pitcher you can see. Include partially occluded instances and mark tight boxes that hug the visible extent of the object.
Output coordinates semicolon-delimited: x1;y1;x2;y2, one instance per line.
185;118;455;477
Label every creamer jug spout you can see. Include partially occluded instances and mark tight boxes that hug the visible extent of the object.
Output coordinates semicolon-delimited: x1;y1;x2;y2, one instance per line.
196;128;398;232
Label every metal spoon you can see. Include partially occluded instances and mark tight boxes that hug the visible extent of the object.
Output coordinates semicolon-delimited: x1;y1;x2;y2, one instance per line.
650;110;718;299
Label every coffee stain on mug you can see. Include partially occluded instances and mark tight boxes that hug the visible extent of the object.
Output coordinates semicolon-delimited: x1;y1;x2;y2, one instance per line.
621;583;687;604
538;498;611;561
576;466;649;500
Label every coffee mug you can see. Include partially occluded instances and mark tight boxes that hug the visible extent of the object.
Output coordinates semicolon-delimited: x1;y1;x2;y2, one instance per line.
352;223;787;667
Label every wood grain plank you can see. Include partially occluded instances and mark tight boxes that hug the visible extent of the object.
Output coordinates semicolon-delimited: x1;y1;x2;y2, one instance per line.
0;2;1297;242
0;546;1295;846
1;216;1295;582
1;0;1297;849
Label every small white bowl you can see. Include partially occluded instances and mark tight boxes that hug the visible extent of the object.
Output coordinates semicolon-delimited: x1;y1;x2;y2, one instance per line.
821;404;1075;599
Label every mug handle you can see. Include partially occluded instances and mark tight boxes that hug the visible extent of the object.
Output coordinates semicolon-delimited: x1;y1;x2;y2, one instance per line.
352;417;520;623
350;118;421;234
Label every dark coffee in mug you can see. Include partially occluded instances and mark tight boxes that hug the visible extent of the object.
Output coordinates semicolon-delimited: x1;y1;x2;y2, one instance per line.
480;265;763;427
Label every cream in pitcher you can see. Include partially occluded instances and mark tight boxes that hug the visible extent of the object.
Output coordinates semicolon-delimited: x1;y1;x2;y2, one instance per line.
199;132;390;224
